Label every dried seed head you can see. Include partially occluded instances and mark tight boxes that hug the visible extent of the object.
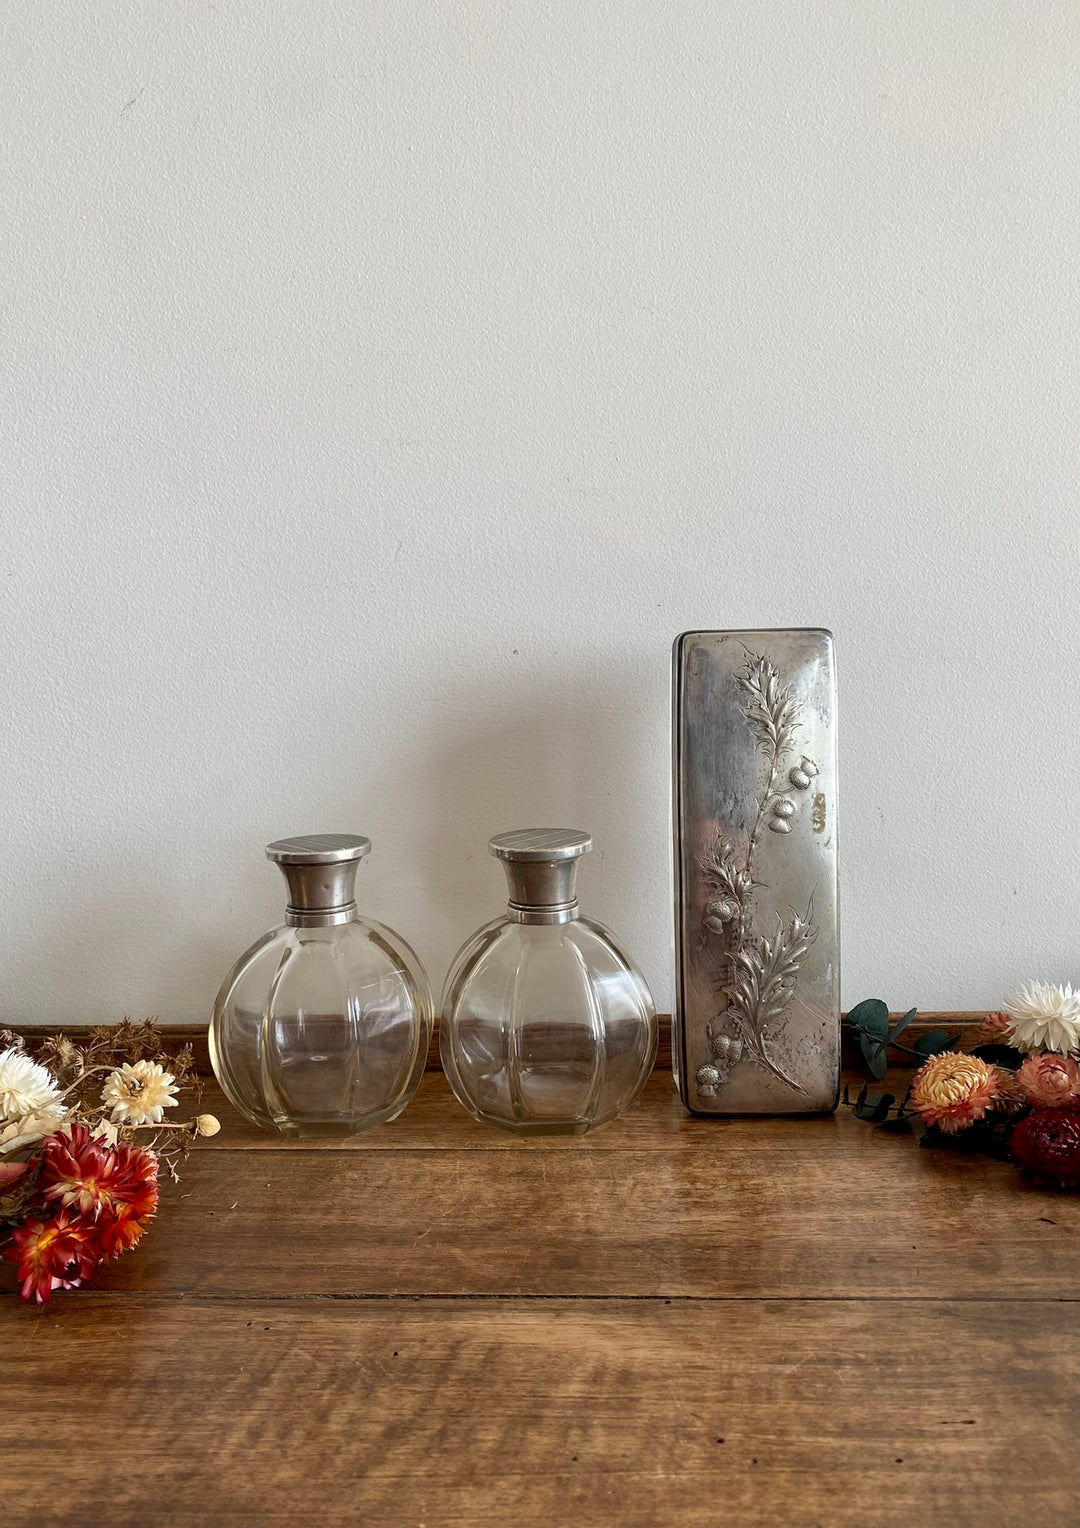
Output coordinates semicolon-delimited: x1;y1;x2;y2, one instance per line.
194;1114;221;1138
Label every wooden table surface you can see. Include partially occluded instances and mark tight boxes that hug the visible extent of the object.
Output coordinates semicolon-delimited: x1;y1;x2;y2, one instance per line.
3;1064;1077;1527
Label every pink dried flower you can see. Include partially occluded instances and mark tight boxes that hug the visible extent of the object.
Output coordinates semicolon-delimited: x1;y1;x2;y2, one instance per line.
968;1012;1016;1050
1017;1053;1080;1109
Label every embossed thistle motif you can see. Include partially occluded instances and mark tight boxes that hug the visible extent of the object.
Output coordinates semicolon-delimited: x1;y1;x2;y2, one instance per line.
696;651;819;1098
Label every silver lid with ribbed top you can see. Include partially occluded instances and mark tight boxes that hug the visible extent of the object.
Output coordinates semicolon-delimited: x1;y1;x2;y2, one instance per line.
266;834;372;927
489;829;592;925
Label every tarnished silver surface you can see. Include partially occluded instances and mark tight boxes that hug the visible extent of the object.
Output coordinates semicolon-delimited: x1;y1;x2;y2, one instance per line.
672;631;840;1114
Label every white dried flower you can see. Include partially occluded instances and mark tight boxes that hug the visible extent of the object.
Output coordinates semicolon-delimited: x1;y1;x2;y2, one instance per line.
0;1104;66;1156
0;1048;64;1122
92;1118;120;1147
101;1060;178;1125
1003;981;1080;1055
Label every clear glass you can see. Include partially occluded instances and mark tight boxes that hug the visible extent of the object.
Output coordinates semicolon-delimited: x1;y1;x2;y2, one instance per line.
440;917;657;1136
210;916;433;1139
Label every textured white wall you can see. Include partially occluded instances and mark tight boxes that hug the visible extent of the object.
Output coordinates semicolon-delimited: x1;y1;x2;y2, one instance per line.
2;1;1078;1025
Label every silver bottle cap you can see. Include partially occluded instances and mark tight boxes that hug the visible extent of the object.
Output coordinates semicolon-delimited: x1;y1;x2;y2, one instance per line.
489;829;592;925
266;834;372;928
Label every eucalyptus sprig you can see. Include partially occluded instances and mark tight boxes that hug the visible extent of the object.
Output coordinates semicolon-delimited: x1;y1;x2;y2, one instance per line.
844;999;958;1081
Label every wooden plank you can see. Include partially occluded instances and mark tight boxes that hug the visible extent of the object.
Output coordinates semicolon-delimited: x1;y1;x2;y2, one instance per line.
0;1297;1074;1527
4;1087;1072;1301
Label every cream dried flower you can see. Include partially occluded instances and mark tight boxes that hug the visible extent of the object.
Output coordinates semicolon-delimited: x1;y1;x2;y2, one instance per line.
101;1060;178;1125
0;1103;66;1156
0;1048;64;1122
1002;982;1080;1056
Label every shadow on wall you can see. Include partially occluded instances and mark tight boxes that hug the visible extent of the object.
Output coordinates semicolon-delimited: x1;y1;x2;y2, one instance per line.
3;660;665;1024
357;660;664;983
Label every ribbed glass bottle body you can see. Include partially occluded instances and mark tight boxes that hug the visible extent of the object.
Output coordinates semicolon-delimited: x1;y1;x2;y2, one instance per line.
440;917;656;1136
210;917;432;1139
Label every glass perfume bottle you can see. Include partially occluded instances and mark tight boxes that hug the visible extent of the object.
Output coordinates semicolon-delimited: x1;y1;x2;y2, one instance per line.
210;835;433;1139
440;830;657;1136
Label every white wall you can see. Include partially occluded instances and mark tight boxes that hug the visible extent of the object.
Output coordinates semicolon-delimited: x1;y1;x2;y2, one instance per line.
2;1;1078;1025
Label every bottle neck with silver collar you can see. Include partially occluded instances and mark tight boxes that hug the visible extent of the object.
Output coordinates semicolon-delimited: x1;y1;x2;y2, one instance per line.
488;829;592;926
265;834;373;928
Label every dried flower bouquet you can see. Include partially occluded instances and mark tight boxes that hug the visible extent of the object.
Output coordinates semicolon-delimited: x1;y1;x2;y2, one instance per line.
845;982;1080;1191
0;1020;219;1302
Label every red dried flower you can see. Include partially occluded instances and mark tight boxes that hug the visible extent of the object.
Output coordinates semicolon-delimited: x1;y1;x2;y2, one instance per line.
1010;1107;1080;1190
40;1125;121;1218
107;1140;159;1221
38;1125;159;1263
40;1126;158;1223
4;1209;100;1304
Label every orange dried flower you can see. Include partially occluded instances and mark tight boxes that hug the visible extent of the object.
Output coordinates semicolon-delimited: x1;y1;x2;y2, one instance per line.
910;1051;1000;1133
1017;1053;1080;1109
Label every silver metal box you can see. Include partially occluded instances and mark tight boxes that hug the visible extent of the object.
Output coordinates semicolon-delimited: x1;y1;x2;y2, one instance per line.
672;630;840;1114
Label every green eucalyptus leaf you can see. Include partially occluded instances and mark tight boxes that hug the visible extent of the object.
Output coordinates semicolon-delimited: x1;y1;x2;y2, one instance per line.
859;1031;889;1080
853;1090;896;1122
886;1008;919;1045
845;999;890;1037
912;1029;954;1059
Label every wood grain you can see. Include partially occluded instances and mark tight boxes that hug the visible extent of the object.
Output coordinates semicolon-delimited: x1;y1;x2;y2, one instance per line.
1;1057;1075;1527
3;1071;1072;1303
2;1298;1075;1528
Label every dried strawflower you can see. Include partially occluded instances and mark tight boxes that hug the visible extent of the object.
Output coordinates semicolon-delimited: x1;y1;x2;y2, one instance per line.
0;1104;67;1157
1017;1053;1080;1109
4;1210;100;1304
39;1125;121;1216
40;1125;158;1221
0;1049;63;1121
94;1144;159;1258
194;1114;221;1138
38;1126;159;1260
992;1067;1028;1114
909;1052;1000;1134
1010;1107;1080;1190
968;1012;1016;1050
1002;982;1080;1056
101;1060;178;1125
